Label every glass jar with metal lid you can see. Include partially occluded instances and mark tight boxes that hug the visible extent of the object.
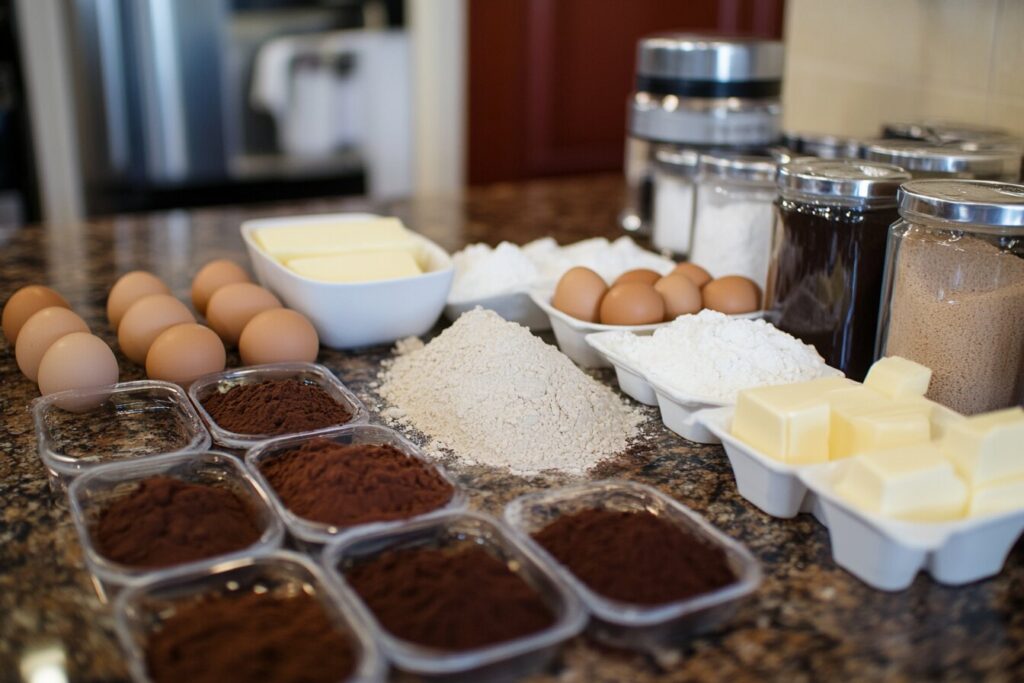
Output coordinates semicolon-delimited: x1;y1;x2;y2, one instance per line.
877;180;1024;414
765;160;911;380
781;132;863;160
862;140;1020;181
651;146;699;256
622;35;784;236
689;153;777;289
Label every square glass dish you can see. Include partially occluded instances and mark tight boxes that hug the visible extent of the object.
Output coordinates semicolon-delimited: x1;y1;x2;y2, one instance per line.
187;362;368;450
245;424;466;548
322;511;586;682
68;450;285;602
33;380;211;490
114;551;386;683
504;480;761;654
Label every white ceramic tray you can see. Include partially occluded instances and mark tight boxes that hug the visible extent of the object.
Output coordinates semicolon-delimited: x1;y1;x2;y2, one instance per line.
444;290;551;331
799;462;1024;591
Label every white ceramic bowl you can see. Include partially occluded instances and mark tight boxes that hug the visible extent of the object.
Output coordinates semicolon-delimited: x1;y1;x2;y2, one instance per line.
240;212;454;349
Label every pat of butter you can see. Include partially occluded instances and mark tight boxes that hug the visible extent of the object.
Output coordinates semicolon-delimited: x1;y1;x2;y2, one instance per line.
828;387;931;460
255;217;416;260
864;356;932;399
834;443;968;522
286;250;423;283
942;407;1024;488
732;376;854;464
969;476;1024;517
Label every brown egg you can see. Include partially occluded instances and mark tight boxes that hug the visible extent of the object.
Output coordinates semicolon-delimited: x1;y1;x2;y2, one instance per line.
107;271;170;330
205;283;282;346
599;282;666;325
16;307;90;382
2;285;70;344
702;276;762;314
654;274;703;320
37;332;119;411
613;268;662;287
191;260;251;315
118;294;196;364
239;308;320;366
146;323;226;385
552;267;608;322
671;262;712;289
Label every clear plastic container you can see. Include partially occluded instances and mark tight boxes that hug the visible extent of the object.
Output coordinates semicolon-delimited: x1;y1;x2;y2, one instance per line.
188;362;368;449
245;424;466;548
33;380;211;491
322;511;586;681
114;550;387;683
877;180;1024;414
67;450;285;603
504;480;761;654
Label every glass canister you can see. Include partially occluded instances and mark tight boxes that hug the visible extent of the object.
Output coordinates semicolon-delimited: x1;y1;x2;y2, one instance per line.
877;180;1024;414
863;139;1020;181
765;160;911;380
781;132;863;160
651;146;699;256
689;153;777;289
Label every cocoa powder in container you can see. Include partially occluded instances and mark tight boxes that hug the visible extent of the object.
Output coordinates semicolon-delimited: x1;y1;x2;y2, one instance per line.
344;543;554;651
201;378;352;435
146;590;355;683
96;476;261;569
532;508;736;605
259;437;454;527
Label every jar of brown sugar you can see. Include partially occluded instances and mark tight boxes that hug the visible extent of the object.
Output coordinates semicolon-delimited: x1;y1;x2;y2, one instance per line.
876;180;1024;414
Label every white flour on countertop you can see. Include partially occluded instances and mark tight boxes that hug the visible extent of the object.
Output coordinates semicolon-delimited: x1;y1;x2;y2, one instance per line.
377;308;643;474
600;310;834;403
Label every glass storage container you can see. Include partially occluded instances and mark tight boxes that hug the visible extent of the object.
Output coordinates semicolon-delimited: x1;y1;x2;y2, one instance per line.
766;160;911;380
651;146;699;256
877;180;1024;414
863;139;1020;181
782;131;863;160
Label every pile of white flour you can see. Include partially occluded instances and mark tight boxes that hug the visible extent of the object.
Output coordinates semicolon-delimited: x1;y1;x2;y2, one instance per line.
377;309;642;474
600;310;833;402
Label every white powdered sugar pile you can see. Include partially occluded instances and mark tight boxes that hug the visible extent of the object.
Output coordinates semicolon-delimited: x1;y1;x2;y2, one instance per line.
377;308;643;474
601;310;834;402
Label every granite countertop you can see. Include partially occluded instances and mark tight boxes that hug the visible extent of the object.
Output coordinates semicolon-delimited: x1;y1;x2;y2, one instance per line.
1;174;1021;682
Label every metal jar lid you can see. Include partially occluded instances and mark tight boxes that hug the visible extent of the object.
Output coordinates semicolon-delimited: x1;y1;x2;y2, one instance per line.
653;146;700;176
863;139;1020;180
882;120;1013;144
778;160;911;201
699;152;776;184
897;179;1024;228
635;34;784;98
782;131;863;159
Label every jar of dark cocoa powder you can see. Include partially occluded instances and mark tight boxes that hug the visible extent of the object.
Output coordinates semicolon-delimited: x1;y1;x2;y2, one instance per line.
765;159;911;380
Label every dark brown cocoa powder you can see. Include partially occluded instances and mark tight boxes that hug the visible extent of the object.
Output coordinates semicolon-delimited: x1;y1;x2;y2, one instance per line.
259;438;454;527
146;590;355;683
532;508;736;605
345;544;554;651
201;379;352;435
96;476;261;569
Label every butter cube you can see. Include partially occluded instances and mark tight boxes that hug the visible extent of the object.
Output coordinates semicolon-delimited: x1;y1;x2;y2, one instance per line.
828;387;931;460
942;407;1024;487
286;250;423;283
834;443;968;521
864;356;932;399
969;476;1024;517
732;377;854;464
927;400;965;440
256;217;416;260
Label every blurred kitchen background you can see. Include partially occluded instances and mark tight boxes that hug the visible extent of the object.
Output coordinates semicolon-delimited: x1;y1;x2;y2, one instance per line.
1;0;1022;228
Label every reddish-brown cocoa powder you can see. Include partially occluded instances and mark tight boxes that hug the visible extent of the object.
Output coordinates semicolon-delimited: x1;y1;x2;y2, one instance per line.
201;379;352;435
95;476;261;569
259;438;454;527
146;590;355;683
344;543;554;651
532;508;736;605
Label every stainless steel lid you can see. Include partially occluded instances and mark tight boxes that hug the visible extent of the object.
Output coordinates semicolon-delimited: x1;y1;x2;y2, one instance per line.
635;34;783;98
782;131;863;159
653;146;700;175
699;152;776;184
882;120;1013;143
863;139;1020;179
778;160;911;200
898;179;1024;227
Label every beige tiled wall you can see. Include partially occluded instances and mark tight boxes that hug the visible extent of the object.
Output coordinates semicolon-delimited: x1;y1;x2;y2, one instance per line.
782;0;1024;138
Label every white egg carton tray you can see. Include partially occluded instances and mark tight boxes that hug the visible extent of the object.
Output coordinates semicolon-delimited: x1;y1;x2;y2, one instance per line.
698;406;1024;591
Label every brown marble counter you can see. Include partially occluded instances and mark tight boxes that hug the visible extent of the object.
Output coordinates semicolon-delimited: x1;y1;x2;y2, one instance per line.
1;174;1021;682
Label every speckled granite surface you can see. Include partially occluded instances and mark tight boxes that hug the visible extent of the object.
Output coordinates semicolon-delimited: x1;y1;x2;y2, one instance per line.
1;175;1021;682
